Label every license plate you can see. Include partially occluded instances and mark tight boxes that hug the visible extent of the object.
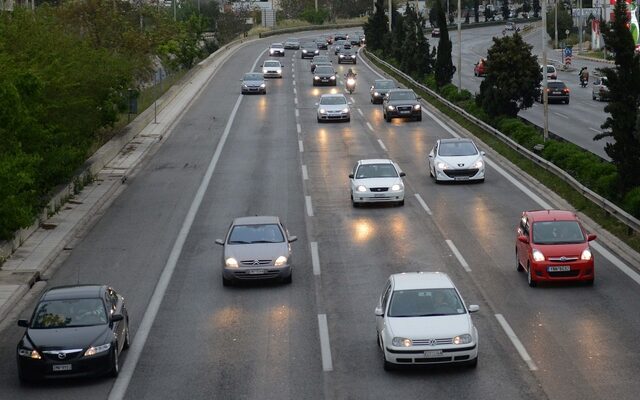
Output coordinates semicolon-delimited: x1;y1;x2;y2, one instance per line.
548;266;570;272
53;364;72;372
424;350;443;357
248;269;265;275
400;110;410;114
552;91;561;95
321;79;328;82
374;193;387;197
454;176;469;180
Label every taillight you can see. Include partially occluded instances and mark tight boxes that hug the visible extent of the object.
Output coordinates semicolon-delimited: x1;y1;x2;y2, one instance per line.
563;88;570;93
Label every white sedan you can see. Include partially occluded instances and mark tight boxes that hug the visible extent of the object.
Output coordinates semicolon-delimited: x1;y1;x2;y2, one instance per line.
375;272;479;370
349;159;405;206
428;138;485;183
316;94;350;123
262;60;282;78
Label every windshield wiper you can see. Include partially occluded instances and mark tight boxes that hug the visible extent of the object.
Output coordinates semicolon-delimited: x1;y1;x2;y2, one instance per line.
228;241;251;244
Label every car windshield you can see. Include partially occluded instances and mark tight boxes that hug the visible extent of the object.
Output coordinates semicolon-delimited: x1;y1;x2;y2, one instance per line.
388;288;465;317
315;66;334;74
264;61;280;68
439;141;478;156
340;49;354;55
375;80;395;89
31;298;108;328
532;221;585;244
271;44;283;48
287;38;298;42
244;73;263;81
320;96;347;105
228;223;285;244
355;163;398;179
388;91;415;100
302;44;316;49
313;57;329;63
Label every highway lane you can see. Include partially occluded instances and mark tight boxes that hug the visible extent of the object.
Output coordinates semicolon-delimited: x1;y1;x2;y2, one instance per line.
0;28;639;400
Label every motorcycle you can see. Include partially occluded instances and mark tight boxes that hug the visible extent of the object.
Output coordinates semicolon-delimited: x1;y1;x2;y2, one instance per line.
580;77;588;88
345;76;356;94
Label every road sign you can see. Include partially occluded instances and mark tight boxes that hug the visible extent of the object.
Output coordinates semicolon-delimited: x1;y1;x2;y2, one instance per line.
563;46;573;66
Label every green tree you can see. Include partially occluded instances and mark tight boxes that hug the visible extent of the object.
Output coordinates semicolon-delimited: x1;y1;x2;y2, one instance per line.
476;33;541;117
400;6;417;73
502;1;510;20
522;0;531;14
533;0;540;18
434;0;454;87
363;0;388;51
595;0;640;192
547;2;573;41
474;0;480;22
391;12;406;63
415;15;434;77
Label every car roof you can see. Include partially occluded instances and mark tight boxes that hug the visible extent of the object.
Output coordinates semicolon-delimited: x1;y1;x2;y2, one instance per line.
271;43;283;46
391;272;455;291
387;89;413;94
320;94;346;100
233;216;280;225
358;158;393;165
524;209;578;222
42;285;105;301
244;73;263;78
264;59;281;64
439;137;474;144
374;79;394;84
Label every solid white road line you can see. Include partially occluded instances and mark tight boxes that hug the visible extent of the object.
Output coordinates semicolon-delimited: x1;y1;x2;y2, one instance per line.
299;140;304;153
591;242;640;286
414;194;433;216
589;127;600;133
305;195;314;217
445;240;471;272
317;314;334;371
366;122;374;132
311;241;321;275
357;108;364;116
350;96;355;103
302;165;308;180
495;314;538;371
297;123;301;134
377;139;387;151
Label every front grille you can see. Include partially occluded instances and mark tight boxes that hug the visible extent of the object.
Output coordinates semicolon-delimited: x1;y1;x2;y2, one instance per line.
370;187;389;192
397;106;412;112
240;259;271;266
444;169;479;178
42;350;83;361
548;256;578;262
234;270;281;280
548;270;580;277
412;338;453;346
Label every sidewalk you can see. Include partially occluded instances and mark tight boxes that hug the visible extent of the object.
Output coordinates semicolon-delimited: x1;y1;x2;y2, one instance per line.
0;37;254;323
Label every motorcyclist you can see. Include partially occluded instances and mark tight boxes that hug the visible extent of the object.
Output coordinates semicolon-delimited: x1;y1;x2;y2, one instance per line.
345;68;357;80
579;67;589;86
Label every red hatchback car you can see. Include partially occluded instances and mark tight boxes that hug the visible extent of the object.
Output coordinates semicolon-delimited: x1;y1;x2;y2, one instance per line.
474;59;487;77
516;210;597;287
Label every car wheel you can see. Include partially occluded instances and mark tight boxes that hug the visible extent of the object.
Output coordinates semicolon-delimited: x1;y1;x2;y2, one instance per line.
585;278;594;286
282;272;292;284
385;114;391;123
351;194;359;208
565;99;570;104
18;369;34;385
467;356;478;368
593;94;597;100
346;117;350;123
397;200;405;206
516;249;524;271
222;275;232;287
110;346;120;377
123;319;131;350
416;114;422;122
527;263;537;287
429;166;434;178
317;117;321;123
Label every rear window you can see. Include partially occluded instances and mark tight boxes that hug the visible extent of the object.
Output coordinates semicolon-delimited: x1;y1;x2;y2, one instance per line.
548;82;566;89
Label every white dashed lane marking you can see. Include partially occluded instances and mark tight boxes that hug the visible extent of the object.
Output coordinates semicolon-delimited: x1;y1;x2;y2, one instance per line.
377;139;387;151
414;194;433;216
445;240;471;272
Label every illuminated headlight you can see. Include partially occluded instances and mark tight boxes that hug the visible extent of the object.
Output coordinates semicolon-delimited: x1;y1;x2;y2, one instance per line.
339;54;344;58
260;83;266;88
391;183;403;191
302;50;307;53
263;69;268;74
330;76;336;80
314;50;319;54
314;76;320;80
436;161;450;170
269;50;275;54
341;107;349;113
225;257;239;268
319;108;326;114
387;105;395;110
392;337;412;347
473;159;484;169
346;78;356;85
275;256;288;266
581;248;592;261
374;91;379;96
84;343;111;356
453;334;473;345
413;104;421;110
276;69;282;74
18;348;41;359
242;84;248;88
532;249;545;262
356;185;367;192
351;55;356;58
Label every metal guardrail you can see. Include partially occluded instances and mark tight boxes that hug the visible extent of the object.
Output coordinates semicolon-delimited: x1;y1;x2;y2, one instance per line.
365;50;640;234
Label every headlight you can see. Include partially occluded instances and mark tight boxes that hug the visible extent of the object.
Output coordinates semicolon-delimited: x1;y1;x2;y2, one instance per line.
351;55;356;58
319;108;326;114
453;334;473;345
260;83;266;88
269;50;275;54
341;107;349;113
242;84;248;88
391;184;403;191
262;69;267;74
387;105;395;110
436;161;449;170
392;337;412;347
339;54;344;58
302;50;307;53
314;76;320;80
18;348;41;359
276;69;282;74
473;160;484;169
413;104;421;110
330;76;336;80
347;78;356;85
581;249;592;261
532;249;545;262
275;256;288;266
84;343;111;356
225;257;239;268
374;91;379;96
356;185;367;192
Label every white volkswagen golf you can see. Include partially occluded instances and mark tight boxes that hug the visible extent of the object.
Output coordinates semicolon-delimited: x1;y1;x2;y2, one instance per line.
375;272;479;370
349;159;405;207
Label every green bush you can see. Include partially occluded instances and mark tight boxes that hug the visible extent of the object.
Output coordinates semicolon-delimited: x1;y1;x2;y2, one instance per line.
623;187;640;218
439;84;472;102
300;8;329;25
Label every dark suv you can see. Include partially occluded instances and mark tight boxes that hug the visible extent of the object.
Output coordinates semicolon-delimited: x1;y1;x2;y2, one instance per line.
538;80;570;104
382;89;422;122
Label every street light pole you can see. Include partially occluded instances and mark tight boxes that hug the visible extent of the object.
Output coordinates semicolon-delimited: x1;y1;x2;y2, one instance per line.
555;0;558;49
457;0;462;93
542;0;549;141
389;0;392;32
579;0;583;53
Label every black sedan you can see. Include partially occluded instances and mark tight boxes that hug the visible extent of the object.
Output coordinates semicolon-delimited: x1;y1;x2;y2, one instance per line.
382;89;423;122
300;43;320;59
338;48;357;64
538;80;570;104
370;79;397;104
16;285;130;383
313;65;337;86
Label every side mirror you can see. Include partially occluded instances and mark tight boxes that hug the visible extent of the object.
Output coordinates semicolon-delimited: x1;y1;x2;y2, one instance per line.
399;172;406;177
481;151;486;156
468;305;480;313
374;306;384;316
111;314;124;322
416;96;421;100
288;235;298;243
517;235;529;244
348;173;354;178
215;239;225;246
18;319;29;328
587;233;597;241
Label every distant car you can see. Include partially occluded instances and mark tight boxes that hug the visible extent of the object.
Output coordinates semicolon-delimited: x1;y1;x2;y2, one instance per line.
333;40;351;54
505;21;516;30
300;42;320;59
516;210;597;287
538;79;570;104
592;76;609;101
338;48;357;64
376;272;479;370
269;42;285;57
428;138;486;183
325;34;334;44
473;59;487;77
240;72;266;94
349;159;405;206
315;37;329;50
16;285;130;383
333;33;348;41
316;93;351;123
310;55;331;72
540;64;557;80
313;65;337;86
431;28;440;37
283;38;300;50
350;35;362;46
215;216;297;286
370;79;396;104
382;89;422;122
262;60;283;78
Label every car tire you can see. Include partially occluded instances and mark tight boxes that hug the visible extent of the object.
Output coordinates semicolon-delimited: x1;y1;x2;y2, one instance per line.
565;99;570;104
585;278;594;286
593;94;597;100
123;319;131;350
385;114;391;123
18;369;34;385
346;117;350;123
527;263;537;287
516;249;524;271
397;200;405;206
467;356;478;368
222;275;232;287
110;346;120;377
351;194;359;208
317;117;321;123
416;114;422;122
282;273;292;284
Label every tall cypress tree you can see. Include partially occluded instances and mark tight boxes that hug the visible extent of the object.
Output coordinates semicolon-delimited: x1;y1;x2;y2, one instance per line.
434;0;454;87
363;0;388;51
594;0;640;192
415;14;434;77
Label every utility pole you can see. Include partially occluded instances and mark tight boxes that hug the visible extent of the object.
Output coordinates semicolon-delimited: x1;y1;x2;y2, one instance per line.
389;0;392;32
555;0;558;49
542;0;549;141
173;0;177;21
579;0;583;53
457;0;462;93
315;0;318;12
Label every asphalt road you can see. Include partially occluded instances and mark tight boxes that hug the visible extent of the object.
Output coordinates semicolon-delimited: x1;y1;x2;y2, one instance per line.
1;29;639;400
